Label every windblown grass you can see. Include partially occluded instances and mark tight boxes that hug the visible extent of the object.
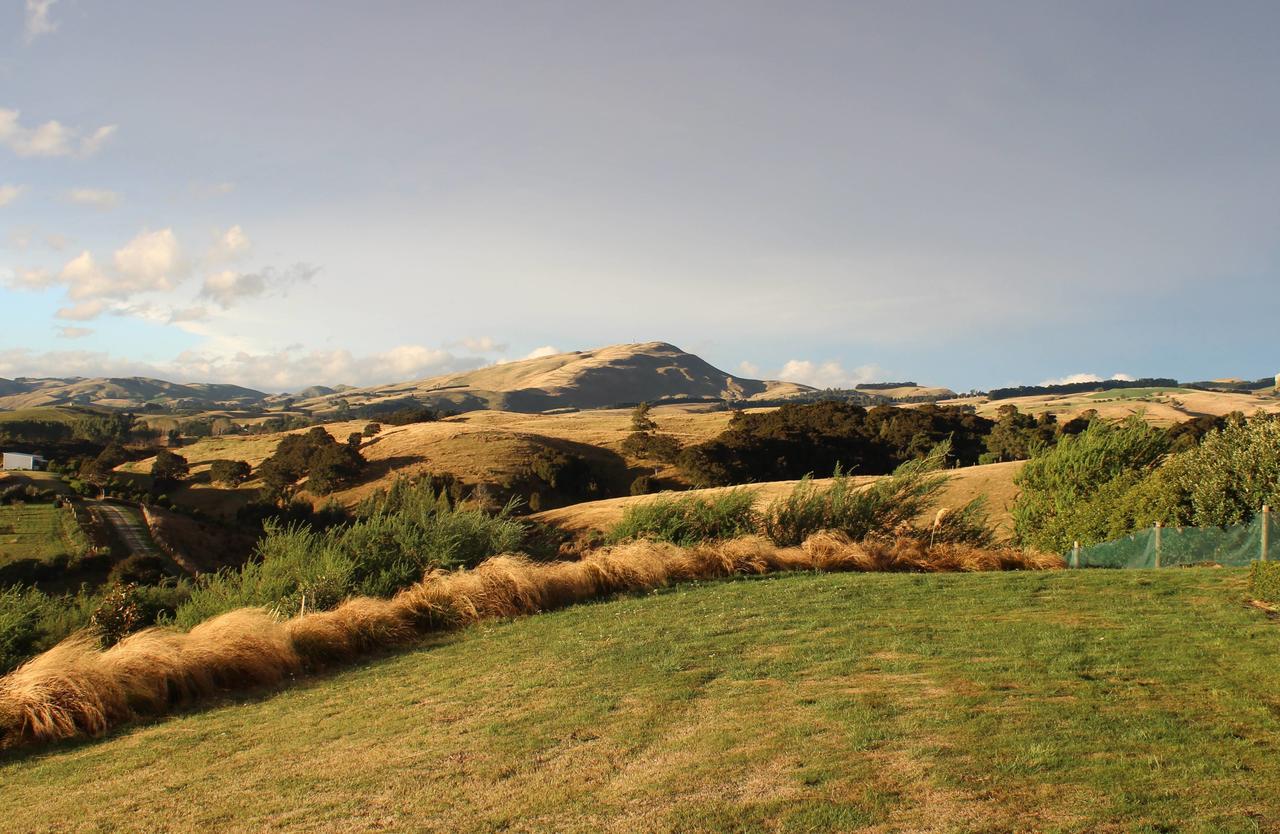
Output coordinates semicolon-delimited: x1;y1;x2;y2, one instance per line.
0;534;1060;750
607;489;759;546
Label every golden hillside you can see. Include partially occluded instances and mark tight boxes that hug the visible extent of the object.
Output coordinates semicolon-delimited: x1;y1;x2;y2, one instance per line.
298;342;815;413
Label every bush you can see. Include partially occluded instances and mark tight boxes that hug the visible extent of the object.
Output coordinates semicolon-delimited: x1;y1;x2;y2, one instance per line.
176;483;526;626
621;431;682;462
0;586;54;674
630;474;655;496
1012;418;1170;553
1250;561;1280;603
761;445;974;546
108;553;172;586
151;449;190;483
679;401;994;486
90;584;144;645
1155;415;1280;528
608;490;759;546
210;459;252;486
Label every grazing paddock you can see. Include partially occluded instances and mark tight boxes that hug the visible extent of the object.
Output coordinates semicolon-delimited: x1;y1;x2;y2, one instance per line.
0;503;83;566
2;568;1277;832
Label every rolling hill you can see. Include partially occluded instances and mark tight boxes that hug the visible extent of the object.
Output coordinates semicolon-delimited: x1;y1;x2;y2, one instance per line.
0;377;271;411
297;342;816;414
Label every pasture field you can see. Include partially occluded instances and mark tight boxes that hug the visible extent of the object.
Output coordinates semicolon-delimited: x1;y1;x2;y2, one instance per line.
0;502;84;566
3;567;1277;832
947;387;1280;425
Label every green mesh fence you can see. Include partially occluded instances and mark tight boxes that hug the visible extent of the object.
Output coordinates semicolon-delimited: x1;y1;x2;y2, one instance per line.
1069;512;1280;568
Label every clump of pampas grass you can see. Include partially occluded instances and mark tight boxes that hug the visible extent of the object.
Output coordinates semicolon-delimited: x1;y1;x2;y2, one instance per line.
0;534;1059;750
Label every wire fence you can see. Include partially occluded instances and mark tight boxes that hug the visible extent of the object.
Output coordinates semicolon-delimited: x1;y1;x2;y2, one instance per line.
1068;506;1277;568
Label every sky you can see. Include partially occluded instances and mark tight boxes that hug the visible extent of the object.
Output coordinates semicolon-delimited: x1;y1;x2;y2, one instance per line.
2;1;1279;393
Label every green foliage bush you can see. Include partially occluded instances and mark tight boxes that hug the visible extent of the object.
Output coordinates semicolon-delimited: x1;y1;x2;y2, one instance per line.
151;449;190;483
608;490;760;546
1249;561;1280;603
210;459;252;486
1013;418;1170;553
0;586;98;675
761;444;987;546
175;481;526;626
1155;416;1280;528
678;402;994;486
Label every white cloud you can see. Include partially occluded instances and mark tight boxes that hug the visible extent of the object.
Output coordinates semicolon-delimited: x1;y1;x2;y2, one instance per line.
737;360;761;378
208;225;250;262
200;270;264;308
0;108;117;158
1038;372;1136;386
0;184;24;206
9;230;186;319
110;228;182;293
66;188;119;210
778;359;884;389
198;262;317;309
56;326;92;339
24;0;57;43
0;343;484;392
522;345;559;360
9;267;55;290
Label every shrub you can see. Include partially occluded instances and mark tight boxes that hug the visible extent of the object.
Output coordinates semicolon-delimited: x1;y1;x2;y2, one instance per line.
151;449;190;483
90;584;144;646
608;490;759;546
761;445;971;546
1012;418;1170;553
0;587;54;674
621;431;681;462
362;422;382;437
1155;415;1280;528
175;522;357;627
176;484;526;625
210;459;252;486
630;474;655;496
1250;561;1280;603
108;553;172;586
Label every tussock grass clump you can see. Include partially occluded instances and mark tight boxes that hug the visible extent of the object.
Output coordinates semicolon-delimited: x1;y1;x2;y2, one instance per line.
607;490;759;546
0;534;1059;750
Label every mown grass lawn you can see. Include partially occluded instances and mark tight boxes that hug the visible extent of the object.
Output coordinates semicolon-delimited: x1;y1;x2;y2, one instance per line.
3;568;1279;833
0;503;81;566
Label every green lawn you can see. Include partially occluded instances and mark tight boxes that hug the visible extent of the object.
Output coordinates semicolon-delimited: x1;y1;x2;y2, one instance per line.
3;568;1279;832
0;502;84;565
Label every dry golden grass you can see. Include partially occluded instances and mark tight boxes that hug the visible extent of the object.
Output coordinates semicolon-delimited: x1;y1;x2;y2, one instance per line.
120;404;740;518
532;460;1027;538
944;388;1280;426
0;534;1059;750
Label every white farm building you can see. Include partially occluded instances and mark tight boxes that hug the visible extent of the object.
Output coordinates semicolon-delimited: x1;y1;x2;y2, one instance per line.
2;452;48;471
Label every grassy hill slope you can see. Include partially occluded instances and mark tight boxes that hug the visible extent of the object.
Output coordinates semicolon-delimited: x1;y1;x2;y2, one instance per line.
299;342;814;414
117;405;743;516
3;568;1276;832
946;387;1280;425
532;461;1026;538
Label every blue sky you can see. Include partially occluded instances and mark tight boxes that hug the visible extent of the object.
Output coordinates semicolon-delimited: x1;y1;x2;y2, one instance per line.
2;1;1278;392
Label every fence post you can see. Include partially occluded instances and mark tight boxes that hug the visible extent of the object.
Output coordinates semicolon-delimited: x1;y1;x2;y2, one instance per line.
1154;522;1163;568
1071;540;1080;569
1263;505;1271;562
